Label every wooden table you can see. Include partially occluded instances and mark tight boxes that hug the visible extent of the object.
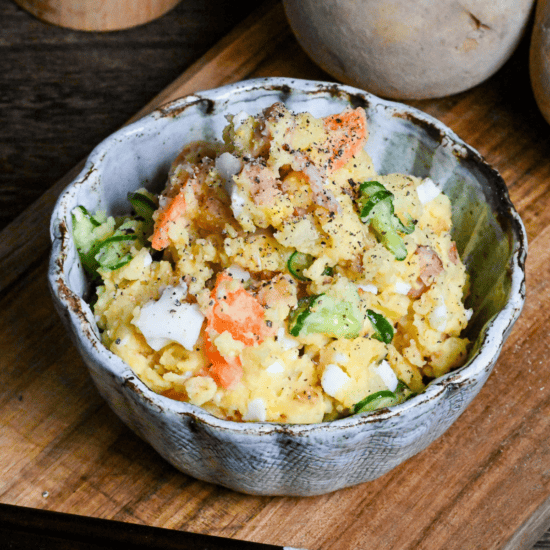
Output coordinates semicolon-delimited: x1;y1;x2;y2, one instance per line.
1;1;550;548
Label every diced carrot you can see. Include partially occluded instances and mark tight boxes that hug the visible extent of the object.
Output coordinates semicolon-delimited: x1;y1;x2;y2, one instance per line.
209;361;244;389
210;289;268;346
151;189;186;250
208;273;274;344
204;331;243;389
323;107;368;173
203;272;275;388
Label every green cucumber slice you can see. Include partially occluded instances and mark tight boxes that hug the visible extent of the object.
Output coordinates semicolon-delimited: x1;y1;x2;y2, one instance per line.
366;309;394;344
72;206;116;277
288;293;362;339
353;381;414;414
359;189;393;220
353;390;399;413
128;191;157;222
359;181;386;198
287;251;314;281
95;234;138;271
357;180;416;261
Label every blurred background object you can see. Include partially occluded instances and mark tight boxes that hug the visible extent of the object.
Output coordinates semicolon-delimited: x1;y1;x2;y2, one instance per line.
13;0;182;31
283;0;536;100
530;0;550;125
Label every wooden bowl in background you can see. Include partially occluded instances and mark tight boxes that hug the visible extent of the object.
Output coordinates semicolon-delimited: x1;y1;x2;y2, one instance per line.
13;0;181;31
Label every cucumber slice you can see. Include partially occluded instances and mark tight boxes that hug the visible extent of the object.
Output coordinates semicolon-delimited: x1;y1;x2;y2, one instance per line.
77;206;101;227
72;206;100;253
288;295;318;336
357;180;415;261
95;234;138;271
366;309;394;344
72;206;116;277
359;189;393;220
72;194;153;278
128;190;157;222
287;251;334;281
353;390;399;414
353;381;414;414
288;293;362;339
359;180;386;198
394;212;416;235
288;251;314;281
370;200;408;260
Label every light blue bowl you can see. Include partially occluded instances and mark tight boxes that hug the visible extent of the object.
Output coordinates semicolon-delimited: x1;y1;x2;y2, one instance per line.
48;78;526;496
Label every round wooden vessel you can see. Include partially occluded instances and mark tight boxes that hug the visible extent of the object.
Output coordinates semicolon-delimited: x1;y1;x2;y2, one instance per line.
13;0;181;31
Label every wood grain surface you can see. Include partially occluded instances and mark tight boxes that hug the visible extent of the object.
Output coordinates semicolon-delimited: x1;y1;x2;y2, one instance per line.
2;1;550;548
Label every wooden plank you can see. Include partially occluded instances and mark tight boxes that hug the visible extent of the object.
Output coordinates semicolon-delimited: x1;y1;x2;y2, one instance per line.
2;1;550;549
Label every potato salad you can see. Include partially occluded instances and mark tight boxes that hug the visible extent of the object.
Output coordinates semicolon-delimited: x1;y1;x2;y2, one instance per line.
72;102;472;424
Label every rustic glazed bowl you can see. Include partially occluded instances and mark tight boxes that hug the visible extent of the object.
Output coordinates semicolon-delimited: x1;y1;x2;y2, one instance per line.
48;78;527;496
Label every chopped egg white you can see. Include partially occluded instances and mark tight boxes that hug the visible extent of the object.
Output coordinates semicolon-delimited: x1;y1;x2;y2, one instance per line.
371;360;398;392
393;280;412;295
321;364;351;397
333;352;349;365
232;110;250;129
277;327;300;350
357;283;378;295
243;398;267;422
226;264;250;282
215;152;245;217
416;178;441;204
266;360;285;374
430;297;448;332
230;185;246;217
215;152;242;196
142;250;152;268
133;284;204;351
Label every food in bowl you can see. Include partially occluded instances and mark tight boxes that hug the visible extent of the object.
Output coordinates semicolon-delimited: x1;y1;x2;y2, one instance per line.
72;102;472;424
50;78;526;495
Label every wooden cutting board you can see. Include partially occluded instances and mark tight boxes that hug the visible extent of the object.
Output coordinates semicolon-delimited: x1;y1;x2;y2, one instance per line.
1;1;549;549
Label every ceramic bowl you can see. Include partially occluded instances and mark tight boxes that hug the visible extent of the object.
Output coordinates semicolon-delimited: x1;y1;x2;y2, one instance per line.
48;77;527;496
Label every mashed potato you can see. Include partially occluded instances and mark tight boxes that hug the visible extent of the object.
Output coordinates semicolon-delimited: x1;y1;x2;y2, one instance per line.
80;102;471;424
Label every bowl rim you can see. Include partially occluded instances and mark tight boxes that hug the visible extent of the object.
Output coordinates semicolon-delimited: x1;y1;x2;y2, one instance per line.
49;76;527;436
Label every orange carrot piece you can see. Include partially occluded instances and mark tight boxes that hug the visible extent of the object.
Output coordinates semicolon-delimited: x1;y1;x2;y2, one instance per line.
209;361;244;389
203;272;275;388
323;107;368;173
204;332;244;389
210;288;268;346
150;189;186;250
208;273;274;345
